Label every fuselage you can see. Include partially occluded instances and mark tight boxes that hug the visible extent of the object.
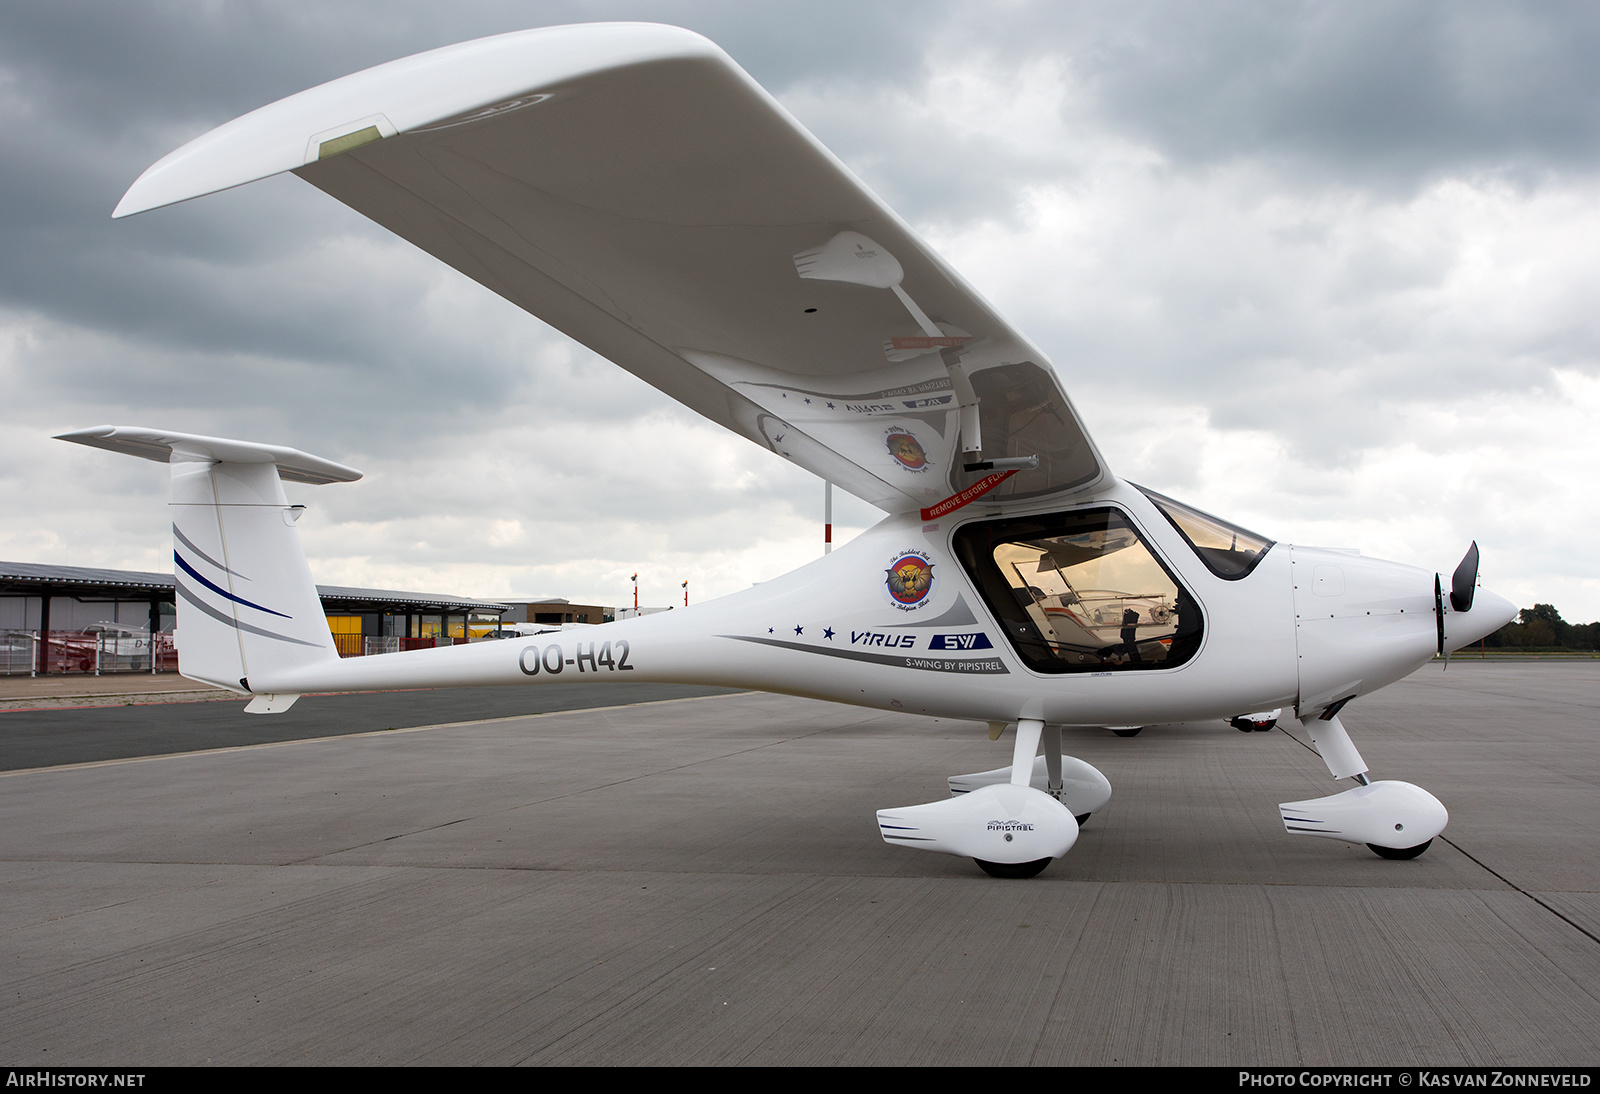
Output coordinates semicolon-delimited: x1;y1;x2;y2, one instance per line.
243;477;1516;726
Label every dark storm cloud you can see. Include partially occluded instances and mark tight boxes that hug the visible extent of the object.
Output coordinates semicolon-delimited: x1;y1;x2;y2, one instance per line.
779;2;1600;226
0;1;951;440
9;1;1597;365
1076;1;1600;186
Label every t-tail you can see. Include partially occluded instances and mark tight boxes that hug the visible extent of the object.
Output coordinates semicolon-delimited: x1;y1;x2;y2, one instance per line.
56;426;359;704
55;425;751;714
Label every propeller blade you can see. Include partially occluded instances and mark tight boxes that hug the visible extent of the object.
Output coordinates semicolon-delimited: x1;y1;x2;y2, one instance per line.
1434;573;1445;657
1450;541;1480;613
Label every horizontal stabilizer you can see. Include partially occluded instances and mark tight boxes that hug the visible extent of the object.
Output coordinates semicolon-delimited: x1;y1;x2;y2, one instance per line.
56;426;361;485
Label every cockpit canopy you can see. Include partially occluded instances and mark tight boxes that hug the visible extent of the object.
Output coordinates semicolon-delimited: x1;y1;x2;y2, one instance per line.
954;507;1202;673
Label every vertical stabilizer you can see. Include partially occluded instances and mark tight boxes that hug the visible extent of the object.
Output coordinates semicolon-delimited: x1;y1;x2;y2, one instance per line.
56;426;361;692
168;452;337;689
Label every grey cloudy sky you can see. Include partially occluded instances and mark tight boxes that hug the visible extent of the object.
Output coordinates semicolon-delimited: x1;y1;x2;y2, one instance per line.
3;1;1597;618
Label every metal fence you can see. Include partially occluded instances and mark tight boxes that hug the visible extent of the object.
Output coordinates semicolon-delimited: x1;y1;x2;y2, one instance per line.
1;631;178;676
0;630;488;674
340;635;470;658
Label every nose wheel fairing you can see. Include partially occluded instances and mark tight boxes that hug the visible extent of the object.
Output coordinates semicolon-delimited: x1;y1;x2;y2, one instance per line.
1280;781;1448;853
1277;710;1448;858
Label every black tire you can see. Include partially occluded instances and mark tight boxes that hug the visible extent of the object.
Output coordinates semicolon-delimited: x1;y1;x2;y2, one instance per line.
1112;727;1142;737
974;857;1052;879
1255;719;1277;732
1368;839;1433;860
1232;718;1255;732
1074;813;1092;827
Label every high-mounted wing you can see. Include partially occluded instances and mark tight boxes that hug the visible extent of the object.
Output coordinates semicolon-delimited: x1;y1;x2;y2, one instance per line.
116;23;1109;514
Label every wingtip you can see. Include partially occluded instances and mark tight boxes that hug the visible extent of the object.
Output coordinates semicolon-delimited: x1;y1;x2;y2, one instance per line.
54;425;116;443
113;173;180;219
112;160;169;219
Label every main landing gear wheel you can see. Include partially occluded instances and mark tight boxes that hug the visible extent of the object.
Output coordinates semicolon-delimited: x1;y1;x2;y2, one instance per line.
1368;839;1433;860
974;857;1052;879
1112;727;1143;737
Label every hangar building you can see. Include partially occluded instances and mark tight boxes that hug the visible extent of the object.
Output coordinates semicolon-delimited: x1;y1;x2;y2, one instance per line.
1;561;512;673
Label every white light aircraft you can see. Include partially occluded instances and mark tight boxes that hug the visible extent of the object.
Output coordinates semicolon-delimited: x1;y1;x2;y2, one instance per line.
61;24;1516;878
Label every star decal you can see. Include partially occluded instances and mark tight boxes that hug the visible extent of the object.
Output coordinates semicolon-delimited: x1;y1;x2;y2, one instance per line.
767;627;774;634
794;625;804;635
826;401;835;409
823;627;835;640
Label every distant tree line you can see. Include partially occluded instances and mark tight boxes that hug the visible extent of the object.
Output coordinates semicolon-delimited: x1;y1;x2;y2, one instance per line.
1480;604;1600;650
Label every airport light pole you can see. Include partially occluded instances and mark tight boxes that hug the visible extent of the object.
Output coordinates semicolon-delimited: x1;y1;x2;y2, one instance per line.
824;480;833;555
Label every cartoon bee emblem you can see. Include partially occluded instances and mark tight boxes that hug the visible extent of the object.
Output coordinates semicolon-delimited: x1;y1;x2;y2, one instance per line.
884;430;928;471
885;550;936;609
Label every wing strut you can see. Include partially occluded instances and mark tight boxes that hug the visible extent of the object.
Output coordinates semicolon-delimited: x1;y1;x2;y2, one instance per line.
793;231;1037;474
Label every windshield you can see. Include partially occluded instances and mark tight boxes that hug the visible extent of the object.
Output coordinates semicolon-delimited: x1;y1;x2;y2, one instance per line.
1135;486;1274;580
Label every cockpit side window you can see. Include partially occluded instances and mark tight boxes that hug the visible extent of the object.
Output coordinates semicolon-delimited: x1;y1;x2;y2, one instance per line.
953;507;1203;674
1135;485;1274;580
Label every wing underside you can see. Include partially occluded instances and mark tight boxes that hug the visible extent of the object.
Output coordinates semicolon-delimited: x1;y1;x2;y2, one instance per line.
118;23;1108;513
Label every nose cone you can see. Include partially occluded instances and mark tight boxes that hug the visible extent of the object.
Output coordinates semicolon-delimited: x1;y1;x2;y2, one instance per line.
1445;586;1518;653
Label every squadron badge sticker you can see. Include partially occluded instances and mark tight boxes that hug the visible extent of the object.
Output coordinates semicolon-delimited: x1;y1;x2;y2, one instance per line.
884;428;929;472
884;550;937;610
